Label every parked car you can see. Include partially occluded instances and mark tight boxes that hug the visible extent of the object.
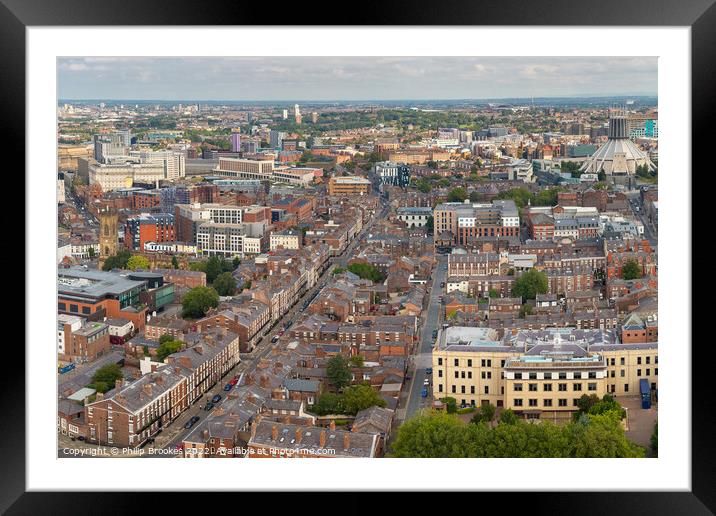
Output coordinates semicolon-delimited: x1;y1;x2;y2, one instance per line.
211;394;222;404
423;378;430;386
223;383;233;391
425;367;433;375
76;436;85;441
271;336;279;343
184;416;200;429
204;402;214;411
421;388;428;398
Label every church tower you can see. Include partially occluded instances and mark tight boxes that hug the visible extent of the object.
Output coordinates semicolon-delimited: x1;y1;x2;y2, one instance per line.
98;206;118;269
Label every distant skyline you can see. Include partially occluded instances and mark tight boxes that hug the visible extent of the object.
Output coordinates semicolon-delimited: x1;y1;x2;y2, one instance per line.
58;57;657;101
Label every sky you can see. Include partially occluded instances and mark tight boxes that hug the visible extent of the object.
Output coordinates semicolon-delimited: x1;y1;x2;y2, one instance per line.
57;56;657;101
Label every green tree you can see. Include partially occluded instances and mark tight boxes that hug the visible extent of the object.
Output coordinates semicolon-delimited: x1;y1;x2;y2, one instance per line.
343;384;387;415
499;409;518;425
204;256;224;284
519;303;533;318
158;333;174;345
439;397;457;414
326;354;352;390
89;364;123;393
213;272;237;296
156;339;182;362
468;191;481;202
425;215;434;232
390;410;474;458
650;423;658;455
621;259;642;280
349;355;365;368
512;269;548;300
87;247;96;259
470;403;496;424
102;249;132;271
181;286;219;318
488;289;500;298
127;255;150;271
171;255;179;269
447;187;468;202
312;393;345;415
232;257;241;269
347;263;385;283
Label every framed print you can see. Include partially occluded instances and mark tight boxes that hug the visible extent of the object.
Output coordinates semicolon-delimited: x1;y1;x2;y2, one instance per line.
6;0;712;512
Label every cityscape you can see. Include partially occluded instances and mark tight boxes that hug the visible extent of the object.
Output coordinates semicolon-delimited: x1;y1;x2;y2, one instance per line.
56;57;658;459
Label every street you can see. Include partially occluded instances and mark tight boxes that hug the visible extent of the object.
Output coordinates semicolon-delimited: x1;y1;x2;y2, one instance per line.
400;254;448;422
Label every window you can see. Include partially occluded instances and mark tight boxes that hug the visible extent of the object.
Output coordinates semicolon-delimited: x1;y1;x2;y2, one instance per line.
620;357;625;365
438;358;443;366
484;386;489;394
637;357;642;365
467;372;472;379
515;373;522;380
655;368;658;375
528;399;538;407
646;357;651;364
610;358;615;366
573;372;582;380
529;373;537;380
588;383;597;391
451;385;456;394
514;399;523;407
573;383;582;391
454;359;459;366
544;373;552;380
544;384;552;392
461;386;466;394
637;369;642;376
467;359;472;367
573;399;580;407
58;303;66;311
487;360;492;367
558;399;567;407
470;386;475;394
438;384;443;392
558;383;567;391
481;359;486;367
559;372;567;380
438;370;443;378
461;371;465;379
529;384;538;392
646;369;650;376
70;304;78;313
544;399;552;407
454;371;459;379
82;307;91;315
487;372;492;379
588;372;596;379
620;369;625;377
514;383;523;392
481;371;486;379
624;384;629;392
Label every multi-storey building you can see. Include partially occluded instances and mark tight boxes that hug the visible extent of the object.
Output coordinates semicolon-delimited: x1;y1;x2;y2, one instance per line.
327;176;372;196
124;213;175;252
433;200;519;246
432;327;657;419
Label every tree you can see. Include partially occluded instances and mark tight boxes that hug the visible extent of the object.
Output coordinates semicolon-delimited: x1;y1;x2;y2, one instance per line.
499;409;518;425
90;364;123;393
181;286;219;318
347;263;385;283
326;355;352;390
439;397;457;414
447;187;468;202
312;393;345;415
650;423;658;455
512;269;548;300
232;257;241;269
171;255;179;269
156;339;182;362
213;272;237;296
488;289;500;298
425;215;434;233
390;410;476;458
158;333;174;345
470;403;496;424
127;255;150;271
343;384;387;415
87;247;96;259
102;249;132;271
349;355;365;368
204;256;224;284
621;259;642;280
468;191;481;203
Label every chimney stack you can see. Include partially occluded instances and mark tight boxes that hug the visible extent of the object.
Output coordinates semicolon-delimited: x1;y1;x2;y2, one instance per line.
202;429;209;440
115;379;123;391
295;427;302;444
343;433;350;451
319;430;326;448
259;375;268;388
95;392;104;401
329;420;336;431
143;384;152;397
271;425;278;441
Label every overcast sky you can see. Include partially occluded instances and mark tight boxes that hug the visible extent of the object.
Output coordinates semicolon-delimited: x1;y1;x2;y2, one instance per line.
57;56;657;101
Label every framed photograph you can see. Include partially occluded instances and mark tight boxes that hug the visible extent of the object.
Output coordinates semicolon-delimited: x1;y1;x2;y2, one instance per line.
8;0;711;512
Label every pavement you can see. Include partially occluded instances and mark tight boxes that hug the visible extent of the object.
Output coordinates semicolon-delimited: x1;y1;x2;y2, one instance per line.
399;254;448;423
619;395;658;455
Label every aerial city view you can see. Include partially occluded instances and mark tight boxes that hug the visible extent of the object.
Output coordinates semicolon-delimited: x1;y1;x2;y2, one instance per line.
57;57;658;458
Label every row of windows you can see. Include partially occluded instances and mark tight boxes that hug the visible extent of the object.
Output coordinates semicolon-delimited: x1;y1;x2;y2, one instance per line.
514;371;597;380
608;356;658;366
437;358;500;368
515;382;598;392
58;302;93;315
514;399;579;407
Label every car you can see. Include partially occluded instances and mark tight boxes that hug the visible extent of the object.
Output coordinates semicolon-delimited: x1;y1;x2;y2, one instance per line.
223;383;233;391
423;378;430;386
229;378;239;385
204;402;214;411
211;394;222;404
76;436;85;441
184;416;200;429
425;368;433;375
271;336;279;343
285;321;293;329
278;330;285;336
432;329;438;338
421;388;428;398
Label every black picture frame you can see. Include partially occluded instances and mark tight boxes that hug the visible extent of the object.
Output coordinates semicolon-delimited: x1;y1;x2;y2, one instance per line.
6;0;710;513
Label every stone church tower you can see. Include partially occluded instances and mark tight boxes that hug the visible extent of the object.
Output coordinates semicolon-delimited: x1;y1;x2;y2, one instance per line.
98;206;118;269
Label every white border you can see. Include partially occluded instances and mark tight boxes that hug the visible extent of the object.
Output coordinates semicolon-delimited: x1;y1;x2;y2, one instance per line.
28;27;690;491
